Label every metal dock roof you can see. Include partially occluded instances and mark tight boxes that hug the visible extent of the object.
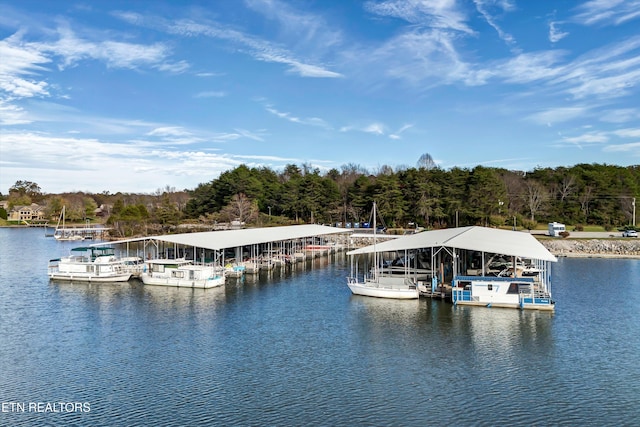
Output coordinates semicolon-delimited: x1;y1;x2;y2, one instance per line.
98;224;349;251
347;226;557;262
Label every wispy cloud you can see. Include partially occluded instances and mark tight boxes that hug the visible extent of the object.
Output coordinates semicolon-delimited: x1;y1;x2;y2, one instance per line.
0;32;51;100
34;26;178;71
0;24;187;128
244;0;344;51
233;128;266;142
558;127;640;153
195;72;224;77
527;107;588;125
561;131;609;145
548;21;569;43
234;154;301;162
573;0;640;26
599;108;640;123
0;129;273;192
194;91;226;98
612;128;640;138
365;0;474;34
363;123;385;135
340;122;386;136
356;0;640;107
473;0;516;45
265;106;330;128
114;11;342;78
389;123;413;139
557;36;640;100
147;127;193;137
603;141;640;153
490;50;566;84
176;17;342;77
0;100;29;125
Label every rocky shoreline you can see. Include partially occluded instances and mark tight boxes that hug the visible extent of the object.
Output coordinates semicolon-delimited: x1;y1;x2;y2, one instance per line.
541;239;640;259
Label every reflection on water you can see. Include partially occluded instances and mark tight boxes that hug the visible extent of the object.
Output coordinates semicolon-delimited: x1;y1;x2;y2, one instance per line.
462;306;553;355
140;280;226;310
350;295;423;324
0;228;639;426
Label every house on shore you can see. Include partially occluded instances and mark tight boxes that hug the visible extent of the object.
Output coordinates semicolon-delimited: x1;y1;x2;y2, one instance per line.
7;203;47;223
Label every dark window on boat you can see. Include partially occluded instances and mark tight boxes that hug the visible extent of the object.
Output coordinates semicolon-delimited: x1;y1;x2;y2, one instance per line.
487;284;493;291
459;281;471;290
507;283;519;294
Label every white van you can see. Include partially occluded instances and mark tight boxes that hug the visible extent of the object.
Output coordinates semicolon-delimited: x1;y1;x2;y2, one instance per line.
548;222;566;237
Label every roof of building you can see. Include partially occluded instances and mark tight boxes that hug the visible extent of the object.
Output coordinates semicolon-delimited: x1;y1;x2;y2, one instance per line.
347;226;557;262
102;224;349;252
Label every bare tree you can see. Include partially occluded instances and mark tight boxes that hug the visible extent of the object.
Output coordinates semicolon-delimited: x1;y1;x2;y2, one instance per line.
501;170;526;214
417;153;436;169
579;186;594;222
524;180;549;221
219;193;258;224
558;175;577;202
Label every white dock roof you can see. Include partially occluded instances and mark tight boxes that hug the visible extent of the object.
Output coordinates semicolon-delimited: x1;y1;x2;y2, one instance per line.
347;226;557;262
105;224;349;251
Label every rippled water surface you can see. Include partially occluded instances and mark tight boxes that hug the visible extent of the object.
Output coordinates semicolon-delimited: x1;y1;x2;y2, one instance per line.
1;228;639;426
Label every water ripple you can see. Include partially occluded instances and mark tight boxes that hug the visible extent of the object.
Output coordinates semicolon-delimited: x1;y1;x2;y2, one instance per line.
1;230;639;425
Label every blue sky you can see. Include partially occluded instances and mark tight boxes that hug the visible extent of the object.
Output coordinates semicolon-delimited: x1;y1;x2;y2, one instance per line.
1;0;639;194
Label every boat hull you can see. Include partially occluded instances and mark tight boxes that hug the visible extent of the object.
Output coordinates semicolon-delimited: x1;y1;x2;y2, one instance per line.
48;251;132;283
141;274;225;289
347;277;419;299
452;275;555;311
48;272;131;283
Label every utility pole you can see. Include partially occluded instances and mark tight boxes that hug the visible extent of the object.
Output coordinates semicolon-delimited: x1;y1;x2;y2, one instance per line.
633;197;636;227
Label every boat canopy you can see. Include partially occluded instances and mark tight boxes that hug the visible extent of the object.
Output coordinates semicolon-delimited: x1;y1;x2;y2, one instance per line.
94;224;349;252
347;226;557;262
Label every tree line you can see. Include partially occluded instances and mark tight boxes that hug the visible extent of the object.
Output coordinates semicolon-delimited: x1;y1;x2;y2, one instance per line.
3;162;638;236
185;162;638;231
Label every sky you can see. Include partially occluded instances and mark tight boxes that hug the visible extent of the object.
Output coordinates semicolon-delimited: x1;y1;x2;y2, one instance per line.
1;0;640;195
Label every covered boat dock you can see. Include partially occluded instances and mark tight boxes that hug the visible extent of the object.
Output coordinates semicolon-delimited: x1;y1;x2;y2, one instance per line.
98;224;350;275
347;226;557;307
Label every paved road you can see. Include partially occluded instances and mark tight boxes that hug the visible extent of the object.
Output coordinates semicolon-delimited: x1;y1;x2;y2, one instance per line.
530;230;634;239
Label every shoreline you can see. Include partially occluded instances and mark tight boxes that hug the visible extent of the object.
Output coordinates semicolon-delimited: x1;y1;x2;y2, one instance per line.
541;238;640;260
5;225;639;259
552;252;640;259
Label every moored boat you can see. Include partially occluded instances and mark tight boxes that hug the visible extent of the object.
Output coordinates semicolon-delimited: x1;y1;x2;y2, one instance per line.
451;275;554;310
141;259;225;288
224;262;246;277
346;202;420;299
121;256;145;278
347;275;419;299
48;246;131;282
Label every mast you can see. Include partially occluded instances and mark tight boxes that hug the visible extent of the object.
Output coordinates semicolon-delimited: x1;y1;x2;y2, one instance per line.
373;201;377;281
54;206;65;238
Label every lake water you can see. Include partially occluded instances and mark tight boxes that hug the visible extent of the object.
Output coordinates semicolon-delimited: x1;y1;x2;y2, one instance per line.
0;227;638;426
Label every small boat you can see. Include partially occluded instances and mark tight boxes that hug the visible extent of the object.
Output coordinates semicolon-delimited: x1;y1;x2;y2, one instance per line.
347;202;419;299
48;246;131;282
53;206;84;241
451;275;554;311
224;262;246;277
141;259;225;289
348;275;419;299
